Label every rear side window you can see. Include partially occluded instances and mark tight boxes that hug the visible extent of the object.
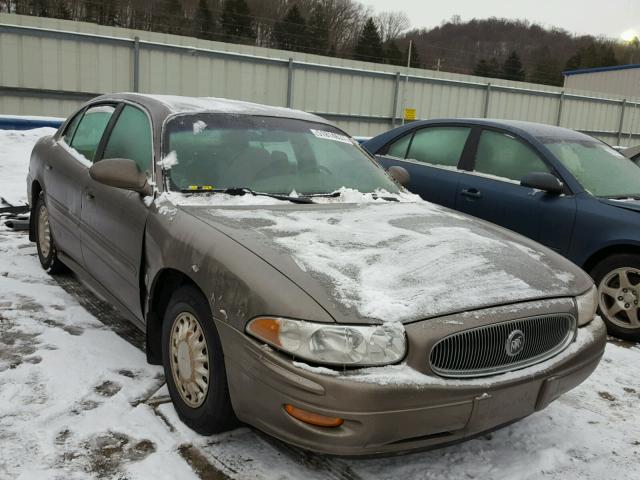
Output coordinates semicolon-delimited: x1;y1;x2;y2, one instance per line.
62;112;82;145
474;130;549;182
70;105;115;162
102;105;153;174
386;133;412;158
406;127;471;167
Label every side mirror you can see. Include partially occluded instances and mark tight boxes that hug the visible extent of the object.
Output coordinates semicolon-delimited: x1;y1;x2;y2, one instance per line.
520;171;563;195
89;158;152;196
388;165;411;186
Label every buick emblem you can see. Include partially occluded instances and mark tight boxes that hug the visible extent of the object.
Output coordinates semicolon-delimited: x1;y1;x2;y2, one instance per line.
505;330;525;357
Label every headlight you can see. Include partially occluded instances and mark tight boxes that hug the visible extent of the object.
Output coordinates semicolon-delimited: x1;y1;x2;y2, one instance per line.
246;317;406;367
576;285;598;326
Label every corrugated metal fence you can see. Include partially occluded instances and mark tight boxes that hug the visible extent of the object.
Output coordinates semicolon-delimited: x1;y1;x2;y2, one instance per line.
2;13;640;145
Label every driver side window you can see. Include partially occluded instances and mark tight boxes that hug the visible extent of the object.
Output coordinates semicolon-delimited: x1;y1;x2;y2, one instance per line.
474;130;550;182
101;105;153;175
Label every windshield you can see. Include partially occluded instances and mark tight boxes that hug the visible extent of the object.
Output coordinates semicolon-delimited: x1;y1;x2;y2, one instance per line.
543;138;640;197
162;114;399;195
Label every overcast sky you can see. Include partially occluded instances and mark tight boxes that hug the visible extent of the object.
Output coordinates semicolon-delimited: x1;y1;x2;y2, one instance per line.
361;0;639;39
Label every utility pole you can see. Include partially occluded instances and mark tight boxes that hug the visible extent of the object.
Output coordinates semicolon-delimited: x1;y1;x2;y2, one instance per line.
402;40;412;126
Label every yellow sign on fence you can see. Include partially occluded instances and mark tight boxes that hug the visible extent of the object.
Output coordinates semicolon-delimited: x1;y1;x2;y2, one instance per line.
403;108;417;121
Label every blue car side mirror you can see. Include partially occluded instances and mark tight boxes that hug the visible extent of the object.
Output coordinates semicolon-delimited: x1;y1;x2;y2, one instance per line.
521;172;563;195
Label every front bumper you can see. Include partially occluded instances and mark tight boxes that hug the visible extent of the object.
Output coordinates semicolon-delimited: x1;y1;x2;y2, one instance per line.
216;315;606;456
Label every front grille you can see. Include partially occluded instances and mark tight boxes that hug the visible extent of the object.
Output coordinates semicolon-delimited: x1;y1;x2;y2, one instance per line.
429;314;576;378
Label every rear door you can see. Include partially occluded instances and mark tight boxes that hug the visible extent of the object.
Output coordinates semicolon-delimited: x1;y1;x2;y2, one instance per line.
455;128;577;254
374;125;473;208
45;104;116;265
80;103;153;320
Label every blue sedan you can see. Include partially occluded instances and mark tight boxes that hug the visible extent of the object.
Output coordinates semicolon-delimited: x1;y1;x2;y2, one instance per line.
364;119;640;340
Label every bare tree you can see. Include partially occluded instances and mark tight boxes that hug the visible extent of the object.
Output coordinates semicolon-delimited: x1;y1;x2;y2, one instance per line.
375;10;409;43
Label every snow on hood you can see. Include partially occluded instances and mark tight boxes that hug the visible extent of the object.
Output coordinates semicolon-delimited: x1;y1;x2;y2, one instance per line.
158;188;420;207
177;197;590;324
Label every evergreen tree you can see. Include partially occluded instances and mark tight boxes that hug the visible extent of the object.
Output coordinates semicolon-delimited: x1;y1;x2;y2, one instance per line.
407;42;421;68
32;0;48;16
565;51;582;71
565;42;619;70
306;6;329;56
220;0;255;43
385;40;404;66
354;17;383;63
52;0;72;20
164;0;184;34
529;46;563;85
473;59;490;77
502;51;525;81
598;45;618;66
193;0;215;40
273;4;308;53
529;60;563;85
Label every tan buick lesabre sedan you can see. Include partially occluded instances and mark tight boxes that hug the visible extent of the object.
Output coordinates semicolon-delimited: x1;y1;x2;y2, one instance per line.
27;93;606;455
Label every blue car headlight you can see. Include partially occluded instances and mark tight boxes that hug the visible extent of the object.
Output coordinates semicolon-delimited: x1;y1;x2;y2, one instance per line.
576;285;598;327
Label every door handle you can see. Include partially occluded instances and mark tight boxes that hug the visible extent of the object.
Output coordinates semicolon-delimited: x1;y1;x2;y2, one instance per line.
461;188;482;199
85;191;95;200
45;164;52;171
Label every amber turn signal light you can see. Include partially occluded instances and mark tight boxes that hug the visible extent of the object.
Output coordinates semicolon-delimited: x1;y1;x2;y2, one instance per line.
284;404;344;428
247;317;281;346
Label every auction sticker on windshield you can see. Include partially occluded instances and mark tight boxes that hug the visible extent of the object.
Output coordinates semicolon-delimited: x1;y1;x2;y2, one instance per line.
310;129;353;144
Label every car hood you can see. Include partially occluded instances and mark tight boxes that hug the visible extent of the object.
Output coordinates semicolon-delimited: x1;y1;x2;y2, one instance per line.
599;198;640;213
179;199;591;324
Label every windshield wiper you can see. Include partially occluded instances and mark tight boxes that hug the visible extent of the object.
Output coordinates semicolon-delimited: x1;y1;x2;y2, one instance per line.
602;194;640;200
305;191;398;201
179;187;315;204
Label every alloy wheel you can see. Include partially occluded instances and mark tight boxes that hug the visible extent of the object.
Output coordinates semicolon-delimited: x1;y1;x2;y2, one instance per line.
169;312;210;408
598;267;640;330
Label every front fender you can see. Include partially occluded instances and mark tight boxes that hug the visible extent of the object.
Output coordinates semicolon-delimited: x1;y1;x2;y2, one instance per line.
144;206;334;333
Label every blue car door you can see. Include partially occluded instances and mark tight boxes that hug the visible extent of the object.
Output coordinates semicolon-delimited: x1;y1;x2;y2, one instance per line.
374;125;474;208
455;128;577;254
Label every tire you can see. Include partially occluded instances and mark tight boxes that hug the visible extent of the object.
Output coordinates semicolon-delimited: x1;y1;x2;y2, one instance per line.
591;254;640;341
34;192;67;274
161;285;238;434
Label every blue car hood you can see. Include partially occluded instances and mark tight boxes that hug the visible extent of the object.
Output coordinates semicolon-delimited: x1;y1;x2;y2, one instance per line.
599;198;640;213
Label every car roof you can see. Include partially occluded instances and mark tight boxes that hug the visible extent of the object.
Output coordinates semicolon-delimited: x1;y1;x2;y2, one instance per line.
363;118;596;153
433;118;592;141
90;92;331;125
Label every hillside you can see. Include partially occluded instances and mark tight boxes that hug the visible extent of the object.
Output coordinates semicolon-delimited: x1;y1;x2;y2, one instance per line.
399;17;636;86
2;1;638;87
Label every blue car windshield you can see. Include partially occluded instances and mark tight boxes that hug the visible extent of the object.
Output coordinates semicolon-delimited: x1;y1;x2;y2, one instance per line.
544;138;640;198
162;114;399;195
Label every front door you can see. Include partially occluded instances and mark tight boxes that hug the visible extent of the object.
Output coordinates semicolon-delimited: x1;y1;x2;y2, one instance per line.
455;128;577;254
80;104;154;320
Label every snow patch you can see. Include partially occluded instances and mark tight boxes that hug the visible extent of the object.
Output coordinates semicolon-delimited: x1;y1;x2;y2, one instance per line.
158;150;179;169
0;128;56;204
208;201;573;322
192;120;207;135
292;361;340;376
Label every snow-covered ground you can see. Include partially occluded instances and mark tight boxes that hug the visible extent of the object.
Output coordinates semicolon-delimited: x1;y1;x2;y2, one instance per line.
1;128;640;479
